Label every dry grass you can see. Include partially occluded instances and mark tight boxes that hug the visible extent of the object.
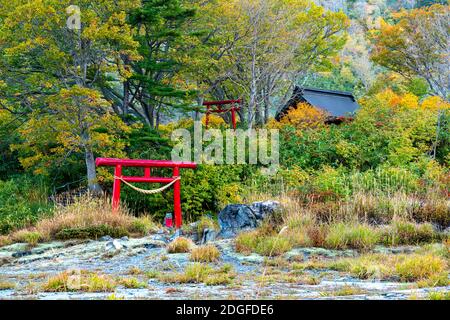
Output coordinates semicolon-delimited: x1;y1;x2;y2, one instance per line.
379;220;437;246
43;270;116;292
324;223;380;250
10;230;44;246
190;245;220;262
327;252;448;286
395;254;447;282
321;285;366;297
158;263;235;286
235;230;292;257
0;281;15;290
36;196;134;239
117;277;146;289
167;237;195;254
0;235;12;247
4;195;157;244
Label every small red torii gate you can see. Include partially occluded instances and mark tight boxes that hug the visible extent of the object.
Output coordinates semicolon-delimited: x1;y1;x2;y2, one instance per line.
96;158;197;229
203;99;242;130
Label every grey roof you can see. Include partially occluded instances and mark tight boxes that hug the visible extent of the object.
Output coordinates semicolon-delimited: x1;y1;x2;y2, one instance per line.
275;86;360;121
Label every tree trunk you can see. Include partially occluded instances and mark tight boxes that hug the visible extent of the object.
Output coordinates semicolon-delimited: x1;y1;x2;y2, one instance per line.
123;81;130;116
81;131;102;194
195;96;204;121
264;94;270;124
84;145;102;195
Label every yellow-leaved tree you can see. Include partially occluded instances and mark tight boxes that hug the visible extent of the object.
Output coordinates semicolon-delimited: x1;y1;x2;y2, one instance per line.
0;0;140;192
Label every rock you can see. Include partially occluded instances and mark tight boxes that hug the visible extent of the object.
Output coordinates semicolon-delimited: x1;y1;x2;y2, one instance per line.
0;256;13;266
105;240;123;252
250;201;281;220
218;205;258;238
12;250;33;258
150;234;169;243
120;236;129;242
169;229;183;242
218;201;281;238
201;228;217;244
99;236;113;242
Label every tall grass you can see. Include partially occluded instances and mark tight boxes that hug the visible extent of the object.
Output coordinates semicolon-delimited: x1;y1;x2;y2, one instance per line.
1;194;158;246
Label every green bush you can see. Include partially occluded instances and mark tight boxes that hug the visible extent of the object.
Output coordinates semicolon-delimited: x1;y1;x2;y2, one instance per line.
0;176;52;234
54;225;129;240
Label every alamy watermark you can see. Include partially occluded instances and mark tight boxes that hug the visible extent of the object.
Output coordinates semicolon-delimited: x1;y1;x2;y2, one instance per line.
66;5;81;30
171;122;280;175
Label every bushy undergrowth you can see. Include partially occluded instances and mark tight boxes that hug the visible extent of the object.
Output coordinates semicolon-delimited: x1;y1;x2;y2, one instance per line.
0;176;52;234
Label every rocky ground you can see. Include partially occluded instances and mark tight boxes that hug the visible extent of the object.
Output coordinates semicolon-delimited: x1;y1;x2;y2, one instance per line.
0;233;448;300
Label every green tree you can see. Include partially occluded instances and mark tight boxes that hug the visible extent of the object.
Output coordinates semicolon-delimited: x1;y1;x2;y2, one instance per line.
101;0;197;128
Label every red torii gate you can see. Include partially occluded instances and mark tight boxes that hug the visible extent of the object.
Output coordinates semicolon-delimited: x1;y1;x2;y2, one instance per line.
203;99;242;130
96;158;197;229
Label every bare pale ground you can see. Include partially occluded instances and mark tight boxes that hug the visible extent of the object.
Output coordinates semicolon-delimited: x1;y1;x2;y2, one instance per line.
0;236;448;300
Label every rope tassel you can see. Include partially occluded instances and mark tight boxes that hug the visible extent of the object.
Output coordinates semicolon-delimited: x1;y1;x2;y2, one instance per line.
114;176;180;195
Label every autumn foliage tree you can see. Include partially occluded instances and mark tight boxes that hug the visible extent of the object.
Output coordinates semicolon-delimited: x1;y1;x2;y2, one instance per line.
0;0;140;192
371;4;449;99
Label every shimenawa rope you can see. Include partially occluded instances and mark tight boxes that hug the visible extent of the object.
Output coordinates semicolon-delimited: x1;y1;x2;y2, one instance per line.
114;176;180;195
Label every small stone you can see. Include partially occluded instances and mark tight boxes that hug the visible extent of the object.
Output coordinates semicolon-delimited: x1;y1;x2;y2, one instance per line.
150;234;169;243
201;228;217;244
105;240;123;252
99;236;113;242
12;251;33;258
120;236;129;242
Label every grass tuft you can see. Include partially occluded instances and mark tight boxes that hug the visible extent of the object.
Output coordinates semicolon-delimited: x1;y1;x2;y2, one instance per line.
167;237;194;254
190;245;220;262
117;277;146;289
43;270;116;292
324;223;379;250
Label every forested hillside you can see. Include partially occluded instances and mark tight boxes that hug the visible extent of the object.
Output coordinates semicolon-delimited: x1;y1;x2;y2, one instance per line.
0;0;448;236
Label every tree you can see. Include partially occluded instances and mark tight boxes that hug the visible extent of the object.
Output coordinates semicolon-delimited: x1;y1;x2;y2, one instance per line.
0;0;140;192
371;4;449;99
187;0;349;128
101;0;197;128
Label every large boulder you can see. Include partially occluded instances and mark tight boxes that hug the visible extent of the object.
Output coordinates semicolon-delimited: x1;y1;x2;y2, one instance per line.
218;201;281;238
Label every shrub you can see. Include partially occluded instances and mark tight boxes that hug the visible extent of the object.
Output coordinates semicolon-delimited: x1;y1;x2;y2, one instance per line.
325;223;379;250
190;245;220;262
167;237;194;254
54;225;128;240
0;177;51;234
